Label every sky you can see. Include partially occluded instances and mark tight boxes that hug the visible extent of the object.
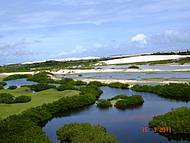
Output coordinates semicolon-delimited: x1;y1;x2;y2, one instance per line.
0;0;190;64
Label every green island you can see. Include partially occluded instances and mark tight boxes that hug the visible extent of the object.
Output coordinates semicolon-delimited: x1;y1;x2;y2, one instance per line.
132;83;190;101
149;107;190;140
96;99;112;108
57;123;118;143
97;95;144;109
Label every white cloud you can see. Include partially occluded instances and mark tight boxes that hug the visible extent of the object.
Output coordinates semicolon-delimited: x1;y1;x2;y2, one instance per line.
131;34;147;44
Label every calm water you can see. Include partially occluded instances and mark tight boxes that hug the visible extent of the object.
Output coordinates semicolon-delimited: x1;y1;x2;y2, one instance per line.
4;78;60;89
96;64;190;70
4;78;38;89
58;71;190;80
43;87;190;143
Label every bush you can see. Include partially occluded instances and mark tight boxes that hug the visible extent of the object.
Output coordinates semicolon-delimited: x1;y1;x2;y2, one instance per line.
0;93;14;104
3;74;32;81
30;84;56;92
114;95;144;109
14;96;31;103
28;72;54;83
57;83;77;91
0;82;6;89
128;65;140;69
110;95;129;100
97;99;112;108
149;107;190;140
73;80;87;85
88;81;105;87
58;78;75;84
107;82;129;89
8;86;17;90
132;83;190;101
57;123;118;143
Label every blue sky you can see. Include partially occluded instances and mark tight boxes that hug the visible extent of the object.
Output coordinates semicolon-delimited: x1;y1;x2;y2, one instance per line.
0;0;190;64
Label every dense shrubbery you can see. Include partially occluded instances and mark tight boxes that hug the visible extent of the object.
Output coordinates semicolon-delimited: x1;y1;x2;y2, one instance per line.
88;81;105;87
14;95;32;103
110;95;129;100
57;123;118;143
114;95;144;109
149;107;190;140
56;84;77;91
8;86;17;90
0;81;6;89
58;78;75;84
97;99;112;108
0;85;103;143
132;83;190;101
0;93;14;104
107;82;129;89
73;80;87;85
28;72;54;83
3;74;32;81
30;84;56;92
128;65;140;69
0;93;31;104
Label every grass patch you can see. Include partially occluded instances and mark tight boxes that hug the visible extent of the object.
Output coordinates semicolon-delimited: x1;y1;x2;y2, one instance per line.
0;87;79;119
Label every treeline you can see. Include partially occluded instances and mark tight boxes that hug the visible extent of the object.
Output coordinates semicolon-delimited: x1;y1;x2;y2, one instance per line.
3;74;32;81
57;123;118;143
132;83;190;101
0;85;102;143
149;107;190;141
151;50;190;55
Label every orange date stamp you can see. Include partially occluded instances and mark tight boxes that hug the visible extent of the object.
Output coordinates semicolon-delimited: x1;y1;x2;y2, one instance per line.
142;127;171;133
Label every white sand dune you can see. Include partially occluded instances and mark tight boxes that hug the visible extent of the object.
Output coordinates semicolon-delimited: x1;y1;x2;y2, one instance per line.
103;55;190;65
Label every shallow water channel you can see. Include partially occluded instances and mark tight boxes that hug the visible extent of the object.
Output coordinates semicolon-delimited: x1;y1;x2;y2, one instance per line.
43;86;190;143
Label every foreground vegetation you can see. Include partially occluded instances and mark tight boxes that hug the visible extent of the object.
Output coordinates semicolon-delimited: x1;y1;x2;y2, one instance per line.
149;107;190;140
132;83;190;101
0;81;6;89
0;85;102;143
57;123;118;143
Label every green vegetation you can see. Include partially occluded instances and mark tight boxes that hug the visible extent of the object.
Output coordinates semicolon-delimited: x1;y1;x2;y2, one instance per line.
0;93;14;104
88;81;105;86
149;107;190;140
0;59;99;73
151;50;190;55
97;99;112;108
30;84;56;92
8;85;17;90
73;80;87;85
114;95;144;109
28;72;54;83
0;85;102;143
0;93;31;104
14;95;32;103
3;74;32;81
132;83;190;101
57;84;77;91
107;82;129;89
57;123;118;143
128;65;140;69
0;87;79;119
0;81;6;89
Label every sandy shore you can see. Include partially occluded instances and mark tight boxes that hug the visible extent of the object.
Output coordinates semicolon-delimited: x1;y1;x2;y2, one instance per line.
78;78;190;85
103;55;190;65
0;68;190;77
